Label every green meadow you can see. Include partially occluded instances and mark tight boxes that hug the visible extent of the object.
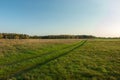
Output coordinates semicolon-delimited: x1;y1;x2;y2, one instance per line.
0;39;120;80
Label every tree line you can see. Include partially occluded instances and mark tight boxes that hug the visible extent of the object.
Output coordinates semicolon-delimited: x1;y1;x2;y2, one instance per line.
39;35;96;39
0;33;96;39
0;33;29;39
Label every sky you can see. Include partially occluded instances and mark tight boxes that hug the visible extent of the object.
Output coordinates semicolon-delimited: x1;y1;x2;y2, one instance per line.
0;0;120;37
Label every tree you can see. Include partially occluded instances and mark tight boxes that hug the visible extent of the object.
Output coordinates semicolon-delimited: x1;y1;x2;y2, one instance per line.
0;34;3;39
14;35;19;39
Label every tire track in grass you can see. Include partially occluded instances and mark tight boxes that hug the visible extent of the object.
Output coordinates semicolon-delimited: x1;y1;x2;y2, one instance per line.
13;40;87;79
2;40;87;80
9;40;87;79
0;41;82;79
0;41;80;67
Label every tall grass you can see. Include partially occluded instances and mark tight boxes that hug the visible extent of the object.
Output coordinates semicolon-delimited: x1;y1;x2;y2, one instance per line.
0;39;120;80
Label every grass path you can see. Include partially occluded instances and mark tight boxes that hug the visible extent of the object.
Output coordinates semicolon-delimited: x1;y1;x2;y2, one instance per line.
0;40;87;79
12;40;87;79
0;40;80;66
1;42;77;66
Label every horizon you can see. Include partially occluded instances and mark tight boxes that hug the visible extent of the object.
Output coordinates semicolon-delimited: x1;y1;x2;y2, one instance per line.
1;32;120;38
0;0;120;37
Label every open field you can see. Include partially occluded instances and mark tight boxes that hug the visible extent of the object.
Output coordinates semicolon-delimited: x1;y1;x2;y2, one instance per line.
0;39;120;80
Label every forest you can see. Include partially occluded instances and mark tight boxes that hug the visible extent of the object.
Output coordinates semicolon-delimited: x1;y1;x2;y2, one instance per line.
0;33;96;39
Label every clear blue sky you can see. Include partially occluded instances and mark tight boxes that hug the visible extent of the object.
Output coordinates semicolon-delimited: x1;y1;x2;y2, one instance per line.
0;0;120;37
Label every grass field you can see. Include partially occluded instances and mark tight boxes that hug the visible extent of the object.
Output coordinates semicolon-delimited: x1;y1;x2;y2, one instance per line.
0;39;120;80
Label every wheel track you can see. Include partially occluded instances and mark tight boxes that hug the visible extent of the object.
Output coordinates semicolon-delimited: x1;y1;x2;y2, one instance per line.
1;40;87;80
0;41;79;66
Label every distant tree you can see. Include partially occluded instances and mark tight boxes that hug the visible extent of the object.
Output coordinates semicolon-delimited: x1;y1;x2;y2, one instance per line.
14;35;19;39
0;33;96;39
24;35;29;39
0;34;3;39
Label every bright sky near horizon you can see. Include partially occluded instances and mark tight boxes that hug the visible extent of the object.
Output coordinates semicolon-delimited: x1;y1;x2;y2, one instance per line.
0;0;120;37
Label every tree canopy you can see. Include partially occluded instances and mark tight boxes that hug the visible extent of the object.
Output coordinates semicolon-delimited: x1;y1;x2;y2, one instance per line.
0;33;96;39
